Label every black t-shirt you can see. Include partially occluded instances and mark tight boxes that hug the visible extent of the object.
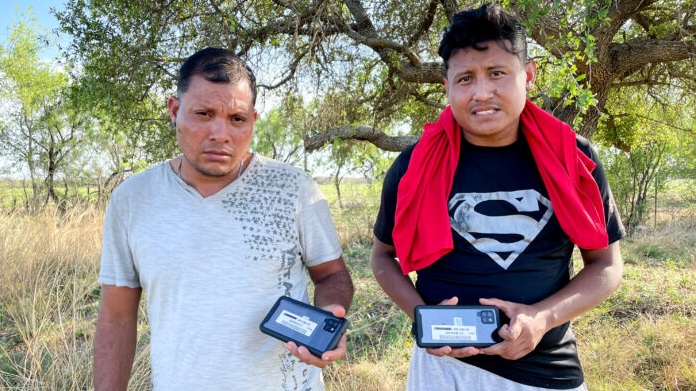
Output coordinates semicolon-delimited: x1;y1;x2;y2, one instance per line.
373;133;625;389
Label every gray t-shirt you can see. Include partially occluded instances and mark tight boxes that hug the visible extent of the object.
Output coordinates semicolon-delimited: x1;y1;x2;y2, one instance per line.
99;154;342;390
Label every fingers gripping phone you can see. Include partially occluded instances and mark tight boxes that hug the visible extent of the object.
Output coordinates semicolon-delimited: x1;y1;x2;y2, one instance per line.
414;305;503;348
260;296;348;357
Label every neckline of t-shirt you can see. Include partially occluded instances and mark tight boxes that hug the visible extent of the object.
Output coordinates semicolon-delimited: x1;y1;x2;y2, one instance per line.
461;132;528;152
170;153;259;201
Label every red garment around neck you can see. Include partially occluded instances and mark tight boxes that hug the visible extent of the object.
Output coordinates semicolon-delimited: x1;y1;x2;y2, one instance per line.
392;99;608;275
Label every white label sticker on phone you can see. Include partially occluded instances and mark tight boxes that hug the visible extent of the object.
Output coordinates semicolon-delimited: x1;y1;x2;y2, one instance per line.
275;310;317;337
431;325;477;341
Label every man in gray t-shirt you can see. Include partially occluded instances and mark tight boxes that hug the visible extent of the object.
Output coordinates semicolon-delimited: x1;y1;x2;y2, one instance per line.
94;47;354;391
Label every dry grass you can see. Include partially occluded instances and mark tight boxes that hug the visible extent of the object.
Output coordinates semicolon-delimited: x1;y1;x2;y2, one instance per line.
0;207;102;390
573;203;696;391
0;187;694;390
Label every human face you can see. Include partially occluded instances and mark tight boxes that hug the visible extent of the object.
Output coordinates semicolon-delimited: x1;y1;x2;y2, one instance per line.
444;41;536;147
167;75;257;191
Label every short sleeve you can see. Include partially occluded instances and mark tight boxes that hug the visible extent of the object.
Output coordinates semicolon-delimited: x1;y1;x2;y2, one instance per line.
373;146;415;245
576;137;626;244
297;175;342;267
98;191;141;287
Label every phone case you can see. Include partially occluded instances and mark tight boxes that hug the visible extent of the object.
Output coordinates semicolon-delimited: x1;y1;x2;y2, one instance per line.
259;296;348;357
414;305;502;348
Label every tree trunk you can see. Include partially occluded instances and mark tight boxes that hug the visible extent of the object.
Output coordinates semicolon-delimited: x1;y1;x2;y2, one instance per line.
46;145;59;205
334;171;344;209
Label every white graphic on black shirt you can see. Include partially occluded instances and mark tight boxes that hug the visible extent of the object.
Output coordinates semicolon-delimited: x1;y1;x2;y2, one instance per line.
448;190;553;270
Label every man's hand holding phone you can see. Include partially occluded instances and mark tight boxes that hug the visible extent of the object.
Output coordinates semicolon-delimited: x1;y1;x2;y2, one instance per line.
416;297;503;358
476;297;550;360
260;297;349;368
284;303;347;368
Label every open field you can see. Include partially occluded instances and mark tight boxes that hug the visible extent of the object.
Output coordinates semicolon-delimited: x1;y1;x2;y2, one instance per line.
0;180;694;390
0;180;107;211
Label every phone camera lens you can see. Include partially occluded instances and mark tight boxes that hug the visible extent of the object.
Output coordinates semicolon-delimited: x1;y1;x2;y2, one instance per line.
480;310;495;324
324;319;339;332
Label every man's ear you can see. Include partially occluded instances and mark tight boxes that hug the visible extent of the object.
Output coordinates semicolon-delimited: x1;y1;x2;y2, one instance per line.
167;96;180;125
249;109;258;130
525;60;537;92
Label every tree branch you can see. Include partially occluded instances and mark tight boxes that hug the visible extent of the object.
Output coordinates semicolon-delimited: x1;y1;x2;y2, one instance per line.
257;46;309;90
632;113;695;134
339;0;422;66
598;0;660;43
439;0;459;23
397;61;443;83
611;79;673;88
411;93;446;110
304;125;419;152
510;2;570;56
611;39;696;77
406;0;439;47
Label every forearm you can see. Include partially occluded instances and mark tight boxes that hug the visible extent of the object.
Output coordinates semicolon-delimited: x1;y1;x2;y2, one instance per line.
93;285;141;391
313;269;354;311
535;243;623;330
93;318;137;391
371;245;425;321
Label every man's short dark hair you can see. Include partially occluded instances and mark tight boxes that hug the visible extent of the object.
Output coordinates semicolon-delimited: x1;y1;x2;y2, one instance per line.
177;47;257;105
438;3;527;73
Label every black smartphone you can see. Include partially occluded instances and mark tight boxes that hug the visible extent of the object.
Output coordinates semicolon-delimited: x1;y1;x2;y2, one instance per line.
414;305;502;348
259;296;348;357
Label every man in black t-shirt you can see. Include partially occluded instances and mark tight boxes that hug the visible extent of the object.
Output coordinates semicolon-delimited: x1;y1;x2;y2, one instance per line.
371;4;624;390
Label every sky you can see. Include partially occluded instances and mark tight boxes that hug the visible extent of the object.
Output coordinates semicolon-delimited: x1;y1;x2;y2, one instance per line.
1;0;67;59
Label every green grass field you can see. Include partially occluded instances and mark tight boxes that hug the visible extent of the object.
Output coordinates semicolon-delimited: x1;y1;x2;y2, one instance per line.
0;180;694;390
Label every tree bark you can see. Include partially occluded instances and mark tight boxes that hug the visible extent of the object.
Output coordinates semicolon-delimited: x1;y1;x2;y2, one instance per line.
305;125;419;153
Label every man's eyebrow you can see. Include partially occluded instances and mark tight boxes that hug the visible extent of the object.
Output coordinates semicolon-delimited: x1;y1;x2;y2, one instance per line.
452;68;474;76
188;102;213;110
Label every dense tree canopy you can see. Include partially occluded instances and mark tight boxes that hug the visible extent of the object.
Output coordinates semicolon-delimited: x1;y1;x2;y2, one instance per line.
56;0;695;156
